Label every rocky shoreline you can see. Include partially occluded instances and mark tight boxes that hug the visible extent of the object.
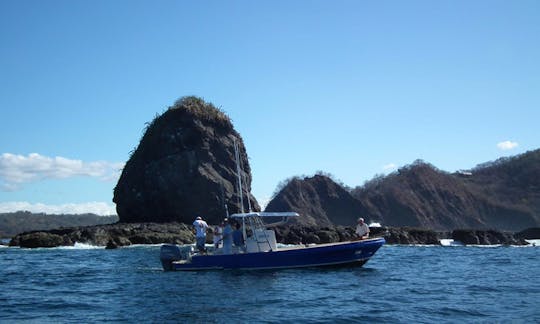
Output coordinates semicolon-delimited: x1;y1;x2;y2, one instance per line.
7;223;539;249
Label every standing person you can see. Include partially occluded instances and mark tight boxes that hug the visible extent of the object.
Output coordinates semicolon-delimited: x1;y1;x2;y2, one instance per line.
355;217;370;240
213;221;224;249
222;218;233;254
193;216;209;253
233;223;244;247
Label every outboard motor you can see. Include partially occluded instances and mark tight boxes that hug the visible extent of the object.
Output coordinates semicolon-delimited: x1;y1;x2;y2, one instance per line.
160;244;182;271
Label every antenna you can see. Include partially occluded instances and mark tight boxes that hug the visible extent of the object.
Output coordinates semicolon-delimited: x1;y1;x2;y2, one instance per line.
239;144;253;212
234;138;245;213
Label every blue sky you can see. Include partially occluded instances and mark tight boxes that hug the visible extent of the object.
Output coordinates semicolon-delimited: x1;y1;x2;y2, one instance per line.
1;0;538;215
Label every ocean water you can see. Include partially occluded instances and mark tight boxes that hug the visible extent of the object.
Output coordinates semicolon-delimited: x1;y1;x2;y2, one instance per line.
1;244;538;323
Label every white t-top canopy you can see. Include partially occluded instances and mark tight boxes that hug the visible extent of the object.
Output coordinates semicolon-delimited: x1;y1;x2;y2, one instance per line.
229;212;299;218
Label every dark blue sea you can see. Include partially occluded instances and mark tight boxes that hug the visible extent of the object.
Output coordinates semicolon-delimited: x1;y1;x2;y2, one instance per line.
1;243;538;323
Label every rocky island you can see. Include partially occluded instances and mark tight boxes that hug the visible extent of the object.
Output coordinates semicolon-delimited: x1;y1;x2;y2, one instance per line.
8;96;540;248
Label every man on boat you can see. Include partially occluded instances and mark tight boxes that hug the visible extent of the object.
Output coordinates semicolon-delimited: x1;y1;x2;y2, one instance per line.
355;217;370;240
232;222;244;250
222;218;233;254
193;216;209;253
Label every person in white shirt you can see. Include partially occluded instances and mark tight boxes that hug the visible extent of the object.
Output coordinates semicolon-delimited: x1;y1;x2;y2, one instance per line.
355;217;370;240
193;216;209;253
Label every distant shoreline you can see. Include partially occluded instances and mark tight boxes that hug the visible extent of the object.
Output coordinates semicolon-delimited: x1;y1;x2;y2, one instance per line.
0;211;118;238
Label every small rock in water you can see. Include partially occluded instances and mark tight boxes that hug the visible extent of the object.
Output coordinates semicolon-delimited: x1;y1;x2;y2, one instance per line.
106;239;118;249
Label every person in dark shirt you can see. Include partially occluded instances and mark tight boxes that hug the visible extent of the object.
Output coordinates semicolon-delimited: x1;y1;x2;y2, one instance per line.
222;218;233;254
232;222;244;248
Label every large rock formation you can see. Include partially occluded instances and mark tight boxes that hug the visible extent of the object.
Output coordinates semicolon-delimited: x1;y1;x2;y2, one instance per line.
113;96;259;224
265;174;364;227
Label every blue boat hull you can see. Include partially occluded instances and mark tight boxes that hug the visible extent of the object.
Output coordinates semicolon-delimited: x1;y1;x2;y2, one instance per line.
161;237;385;271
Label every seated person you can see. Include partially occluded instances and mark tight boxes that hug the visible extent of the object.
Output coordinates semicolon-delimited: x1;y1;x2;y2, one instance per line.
355;217;370;239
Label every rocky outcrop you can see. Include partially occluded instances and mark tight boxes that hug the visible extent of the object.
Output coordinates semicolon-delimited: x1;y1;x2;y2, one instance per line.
9;223;196;248
270;225;530;246
452;229;528;245
514;227;540;240
15;232;67;248
9;224;534;248
113;96;259;225
382;227;444;245
265;175;365;227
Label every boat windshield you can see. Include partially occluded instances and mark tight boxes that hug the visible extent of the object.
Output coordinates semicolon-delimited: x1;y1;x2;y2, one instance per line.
227;212;299;252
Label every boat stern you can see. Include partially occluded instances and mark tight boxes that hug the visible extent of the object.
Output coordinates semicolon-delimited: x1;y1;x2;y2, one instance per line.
160;244;193;271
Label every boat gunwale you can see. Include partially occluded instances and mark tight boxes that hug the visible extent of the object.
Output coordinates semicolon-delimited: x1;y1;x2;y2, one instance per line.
169;237;385;271
275;237;384;251
171;258;370;271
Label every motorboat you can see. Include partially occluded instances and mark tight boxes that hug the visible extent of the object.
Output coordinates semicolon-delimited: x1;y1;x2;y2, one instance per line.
160;211;385;271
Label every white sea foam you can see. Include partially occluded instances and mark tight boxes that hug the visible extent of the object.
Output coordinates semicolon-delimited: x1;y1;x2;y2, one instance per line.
124;243;165;249
57;242;104;250
525;239;540;246
439;239;465;247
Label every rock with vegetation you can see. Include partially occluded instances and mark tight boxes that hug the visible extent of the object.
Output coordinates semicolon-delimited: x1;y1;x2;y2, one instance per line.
265;174;364;227
113;96;259;225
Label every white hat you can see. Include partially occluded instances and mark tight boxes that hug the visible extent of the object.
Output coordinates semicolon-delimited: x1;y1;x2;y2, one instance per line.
357;217;364;222
196;216;202;220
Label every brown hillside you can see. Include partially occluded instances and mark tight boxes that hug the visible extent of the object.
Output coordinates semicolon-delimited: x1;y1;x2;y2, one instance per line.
351;151;540;231
266;150;540;231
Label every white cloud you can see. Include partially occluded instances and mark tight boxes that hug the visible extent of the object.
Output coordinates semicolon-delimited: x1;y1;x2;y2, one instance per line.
0;201;117;215
0;153;124;191
382;163;397;172
497;141;519;151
